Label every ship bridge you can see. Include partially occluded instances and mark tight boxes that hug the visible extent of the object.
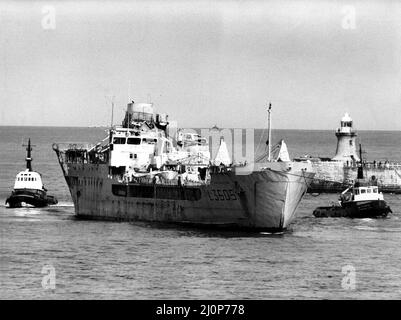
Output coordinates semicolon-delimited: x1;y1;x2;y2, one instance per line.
109;128;161;169
14;170;43;190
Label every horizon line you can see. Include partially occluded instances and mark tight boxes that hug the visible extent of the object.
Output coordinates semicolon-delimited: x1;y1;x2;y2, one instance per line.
0;125;400;132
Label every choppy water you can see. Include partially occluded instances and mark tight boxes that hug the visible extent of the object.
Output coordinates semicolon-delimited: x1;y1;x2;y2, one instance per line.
1;126;401;299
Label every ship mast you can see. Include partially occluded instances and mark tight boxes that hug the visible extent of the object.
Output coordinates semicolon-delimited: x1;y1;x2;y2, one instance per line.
111;98;114;128
267;102;272;162
357;143;364;179
105;95;115;143
23;138;33;171
105;95;115;128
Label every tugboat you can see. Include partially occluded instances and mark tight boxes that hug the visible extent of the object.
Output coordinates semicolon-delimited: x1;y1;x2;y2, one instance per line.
5;139;58;208
313;145;392;218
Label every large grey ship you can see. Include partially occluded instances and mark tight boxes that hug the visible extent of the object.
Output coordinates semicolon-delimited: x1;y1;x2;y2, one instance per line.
53;101;315;232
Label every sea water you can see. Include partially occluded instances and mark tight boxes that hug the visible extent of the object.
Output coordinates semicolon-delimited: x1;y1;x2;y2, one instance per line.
1;126;400;299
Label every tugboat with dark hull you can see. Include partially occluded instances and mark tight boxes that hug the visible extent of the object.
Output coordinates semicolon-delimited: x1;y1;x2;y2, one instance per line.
5;139;58;208
313;145;392;218
313;185;392;218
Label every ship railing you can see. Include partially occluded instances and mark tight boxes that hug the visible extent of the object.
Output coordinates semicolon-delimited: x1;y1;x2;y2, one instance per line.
53;142;96;151
53;142;111;165
114;174;208;187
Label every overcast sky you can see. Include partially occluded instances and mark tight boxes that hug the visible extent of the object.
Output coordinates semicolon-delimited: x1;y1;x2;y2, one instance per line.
1;0;400;130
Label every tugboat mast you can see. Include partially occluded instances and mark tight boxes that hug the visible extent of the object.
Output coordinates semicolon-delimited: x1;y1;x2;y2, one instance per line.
23;139;33;171
357;143;364;179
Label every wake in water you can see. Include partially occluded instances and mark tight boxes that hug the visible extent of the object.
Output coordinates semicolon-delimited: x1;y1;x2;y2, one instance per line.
49;201;74;207
13;208;42;216
1;198;75;219
353;226;378;231
0;200;74;208
353;225;401;233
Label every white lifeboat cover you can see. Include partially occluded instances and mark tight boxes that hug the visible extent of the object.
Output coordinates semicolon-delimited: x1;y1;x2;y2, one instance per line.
213;139;231;166
275;140;291;162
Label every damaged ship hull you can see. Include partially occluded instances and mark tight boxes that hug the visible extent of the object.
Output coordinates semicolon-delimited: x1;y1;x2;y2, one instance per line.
57;161;314;232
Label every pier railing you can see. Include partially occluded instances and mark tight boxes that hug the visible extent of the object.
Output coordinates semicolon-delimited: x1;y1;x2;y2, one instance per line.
343;161;401;170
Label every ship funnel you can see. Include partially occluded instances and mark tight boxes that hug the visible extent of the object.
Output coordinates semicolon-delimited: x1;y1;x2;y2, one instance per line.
332;113;360;162
123;102;154;127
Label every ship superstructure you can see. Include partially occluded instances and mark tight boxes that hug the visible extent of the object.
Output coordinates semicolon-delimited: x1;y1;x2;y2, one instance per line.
53;101;315;232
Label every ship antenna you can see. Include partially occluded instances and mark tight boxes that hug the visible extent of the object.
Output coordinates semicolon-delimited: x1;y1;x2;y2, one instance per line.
128;102;131;129
105;95;115;128
267;102;272;162
111;97;114;128
22;138;35;171
128;80;131;102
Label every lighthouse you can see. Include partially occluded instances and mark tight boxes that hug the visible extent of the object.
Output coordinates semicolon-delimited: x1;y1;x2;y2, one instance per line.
332;113;360;162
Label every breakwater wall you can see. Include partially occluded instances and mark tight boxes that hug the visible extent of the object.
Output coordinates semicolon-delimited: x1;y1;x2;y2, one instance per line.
308;161;401;193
